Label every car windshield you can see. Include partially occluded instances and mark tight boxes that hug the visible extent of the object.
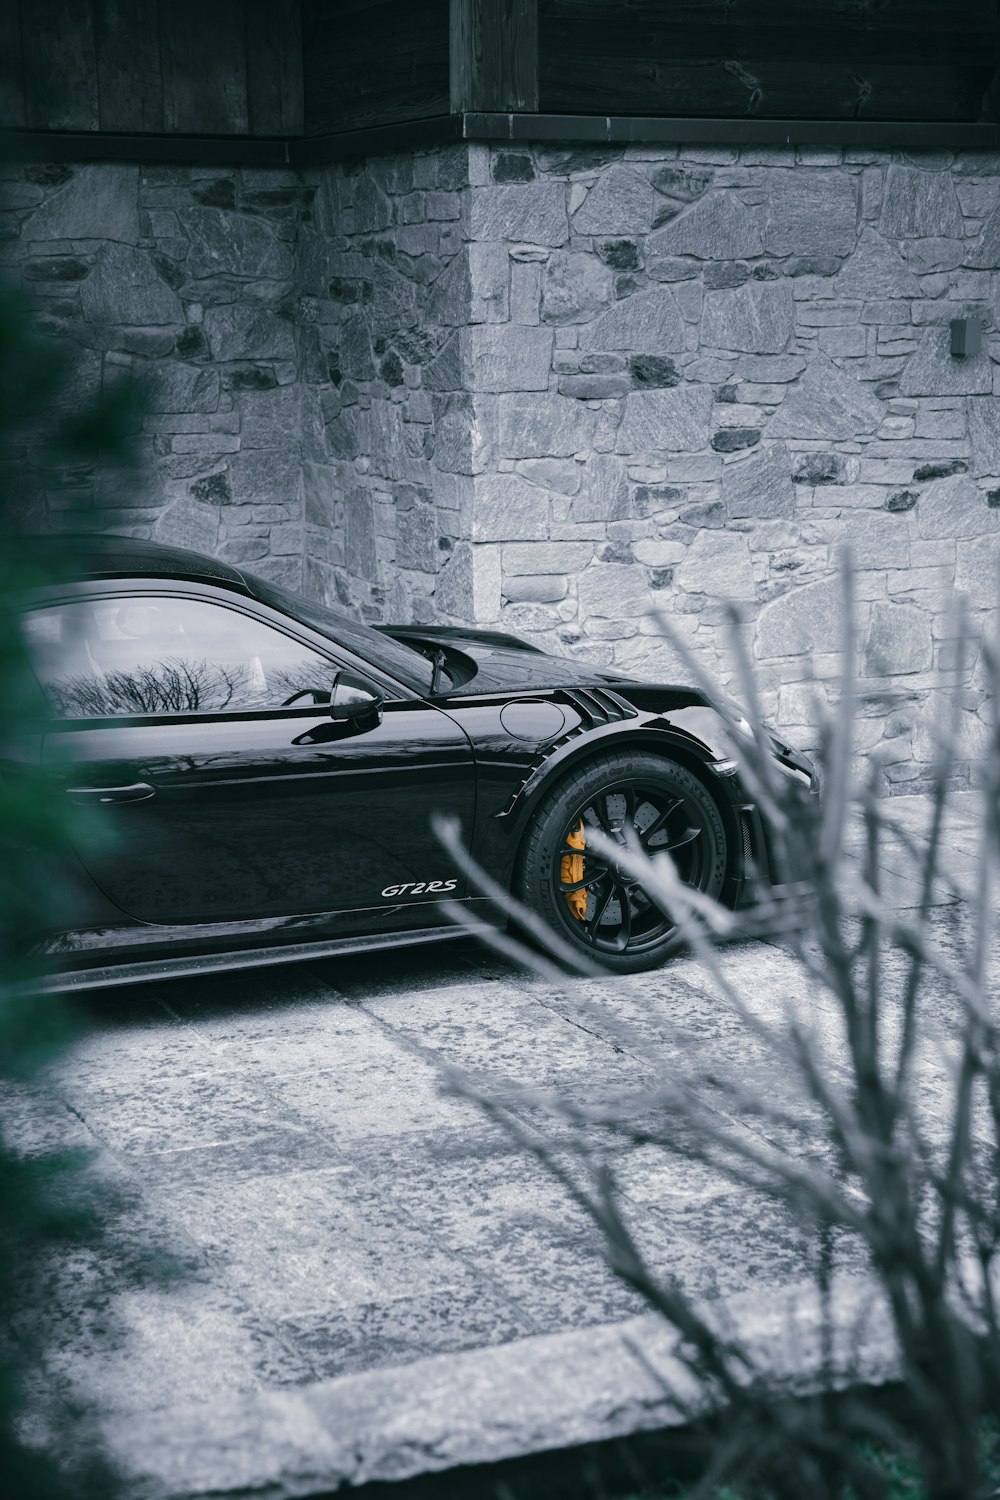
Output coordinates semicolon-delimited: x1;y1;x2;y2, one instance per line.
248;575;435;694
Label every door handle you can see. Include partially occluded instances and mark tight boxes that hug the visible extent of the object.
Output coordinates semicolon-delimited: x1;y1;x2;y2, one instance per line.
66;782;156;805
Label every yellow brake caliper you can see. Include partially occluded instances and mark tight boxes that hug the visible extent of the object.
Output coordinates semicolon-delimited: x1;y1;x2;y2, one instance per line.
561;819;587;921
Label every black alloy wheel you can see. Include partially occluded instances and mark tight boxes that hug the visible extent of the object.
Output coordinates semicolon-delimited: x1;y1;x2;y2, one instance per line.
518;751;728;974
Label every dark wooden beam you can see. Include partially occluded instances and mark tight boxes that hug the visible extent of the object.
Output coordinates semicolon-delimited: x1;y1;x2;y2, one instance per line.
450;0;539;113
246;0;304;136
541;59;994;122
538;0;999;119
0;0;26;128
94;0;164;133
22;0;99;131
159;0;249;135
303;0;449;136
540;0;996;37
11;113;1000;173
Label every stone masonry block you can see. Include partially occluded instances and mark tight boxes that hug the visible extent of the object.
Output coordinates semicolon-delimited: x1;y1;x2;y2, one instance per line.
303;462;336;526
154;499;219;553
722;443;794;519
572;168;653;235
396;503;440;572
648;190;763;260
499;394;598;457
470;243;511;322
917;473;999;540
701;280;794;353
835;512;909;570
736;354;805;383
204;305;295;362
832;228;921;300
503;575;567;602
577;563;651;617
463;325;553;392
965;202;1000;269
473;474;548;541
795;302;862;326
956;534;1000;608
237;386;301;449
969;397;1000;475
582;286;686;352
133;359;220;414
465;184;568;246
674;530;755;600
180;207;294;279
615;387;713;453
558;374;630;399
917;405;971;438
899;328;992;397
904;238;966;274
510;262;542;324
352;174;392;232
422;333;464;392
24;164;140;243
516;458;581;494
426;253;471;327
574;453;630;520
541;252;614;324
862;603;933;676
819;327;867;357
81;242;182;326
228;449;302;504
344;487;378;580
768;355;881;441
371;259;418;335
756;576;844;658
879;164;963;238
764;171;857;256
504;541;594;575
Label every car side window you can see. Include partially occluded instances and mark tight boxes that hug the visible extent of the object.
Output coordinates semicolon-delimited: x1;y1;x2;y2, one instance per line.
23;595;336;719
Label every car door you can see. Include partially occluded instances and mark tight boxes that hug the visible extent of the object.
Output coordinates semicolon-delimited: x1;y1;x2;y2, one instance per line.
27;583;476;929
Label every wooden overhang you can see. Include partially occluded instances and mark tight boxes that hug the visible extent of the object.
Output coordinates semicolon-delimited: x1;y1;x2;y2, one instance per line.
3;0;1000;164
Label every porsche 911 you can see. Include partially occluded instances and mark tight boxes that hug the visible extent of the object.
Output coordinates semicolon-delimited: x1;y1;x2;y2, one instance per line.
9;534;816;990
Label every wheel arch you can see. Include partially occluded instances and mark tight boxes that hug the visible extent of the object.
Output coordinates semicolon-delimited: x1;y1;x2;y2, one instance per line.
507;726;742;892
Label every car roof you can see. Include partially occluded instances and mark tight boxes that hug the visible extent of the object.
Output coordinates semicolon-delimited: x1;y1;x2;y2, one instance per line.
22;533;252;592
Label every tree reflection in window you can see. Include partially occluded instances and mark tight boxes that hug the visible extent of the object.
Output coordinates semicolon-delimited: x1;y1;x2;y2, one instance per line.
25;596;335;718
47;658;247;716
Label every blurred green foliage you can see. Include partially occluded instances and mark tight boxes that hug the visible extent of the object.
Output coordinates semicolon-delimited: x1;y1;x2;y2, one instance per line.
0;280;144;1495
607;1422;1000;1499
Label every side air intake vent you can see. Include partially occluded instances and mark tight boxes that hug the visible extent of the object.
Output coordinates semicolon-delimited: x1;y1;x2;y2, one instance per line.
561;688;639;727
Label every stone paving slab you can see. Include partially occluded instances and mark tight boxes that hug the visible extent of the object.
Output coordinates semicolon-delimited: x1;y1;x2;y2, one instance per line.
102;1272;900;1500
3;791;990;1490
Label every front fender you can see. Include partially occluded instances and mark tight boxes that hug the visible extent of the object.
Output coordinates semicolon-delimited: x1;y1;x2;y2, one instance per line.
484;714;752;910
483;694;736;828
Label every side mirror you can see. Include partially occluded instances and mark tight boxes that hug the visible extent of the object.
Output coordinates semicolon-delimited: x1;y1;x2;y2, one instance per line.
330;670;384;723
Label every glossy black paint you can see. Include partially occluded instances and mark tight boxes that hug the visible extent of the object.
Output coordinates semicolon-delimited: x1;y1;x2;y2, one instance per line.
10;535;816;990
47;700;475;924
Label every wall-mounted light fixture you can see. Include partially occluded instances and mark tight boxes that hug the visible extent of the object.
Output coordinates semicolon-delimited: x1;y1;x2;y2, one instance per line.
950;317;982;357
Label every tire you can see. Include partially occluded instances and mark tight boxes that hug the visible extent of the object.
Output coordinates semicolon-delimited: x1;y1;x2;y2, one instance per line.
516;751;728;974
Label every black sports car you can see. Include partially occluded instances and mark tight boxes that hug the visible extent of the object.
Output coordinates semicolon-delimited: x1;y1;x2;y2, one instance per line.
10;534;815;991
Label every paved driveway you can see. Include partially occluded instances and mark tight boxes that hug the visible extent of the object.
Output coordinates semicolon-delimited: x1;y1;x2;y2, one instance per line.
3;792;987;1433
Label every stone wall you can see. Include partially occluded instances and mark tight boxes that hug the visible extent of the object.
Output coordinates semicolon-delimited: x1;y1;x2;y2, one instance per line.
1;150;481;627
1;159;316;592
452;143;1000;791
298;147;480;623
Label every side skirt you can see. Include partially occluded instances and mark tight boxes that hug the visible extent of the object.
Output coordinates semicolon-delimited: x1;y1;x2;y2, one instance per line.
28;923;500;996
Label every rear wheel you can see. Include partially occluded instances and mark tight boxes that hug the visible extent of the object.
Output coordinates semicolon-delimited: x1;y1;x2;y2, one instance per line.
517;751;728;974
